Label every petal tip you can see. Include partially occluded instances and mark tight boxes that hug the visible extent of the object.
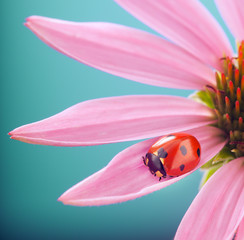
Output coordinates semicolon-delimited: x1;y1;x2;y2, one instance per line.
8;135;34;144
24;15;42;29
57;195;64;202
25;15;38;22
25;16;33;25
57;192;70;204
9;135;18;141
24;22;30;28
57;196;77;206
8;131;16;140
57;196;65;204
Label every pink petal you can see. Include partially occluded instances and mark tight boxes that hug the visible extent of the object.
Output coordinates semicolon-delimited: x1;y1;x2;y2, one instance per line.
215;0;244;42
58;126;227;206
175;157;244;240
236;218;244;240
9;95;216;146
25;16;215;89
115;0;233;71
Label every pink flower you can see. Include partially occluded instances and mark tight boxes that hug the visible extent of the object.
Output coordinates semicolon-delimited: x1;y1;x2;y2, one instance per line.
9;0;244;239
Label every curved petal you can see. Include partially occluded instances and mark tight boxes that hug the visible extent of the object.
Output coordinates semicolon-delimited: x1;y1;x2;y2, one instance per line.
58;126;227;206
215;0;244;42
115;0;233;71
25;16;215;89
175;157;244;240
9;95;216;146
236;218;244;240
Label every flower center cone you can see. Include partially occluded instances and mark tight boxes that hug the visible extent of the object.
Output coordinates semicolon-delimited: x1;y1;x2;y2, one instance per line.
207;41;244;158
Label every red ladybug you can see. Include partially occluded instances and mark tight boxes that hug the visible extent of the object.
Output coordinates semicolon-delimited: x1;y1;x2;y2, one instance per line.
143;133;201;180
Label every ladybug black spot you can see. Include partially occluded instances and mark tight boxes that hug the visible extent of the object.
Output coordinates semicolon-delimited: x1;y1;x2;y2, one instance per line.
180;145;187;156
180;164;185;171
157;147;168;158
197;148;200;157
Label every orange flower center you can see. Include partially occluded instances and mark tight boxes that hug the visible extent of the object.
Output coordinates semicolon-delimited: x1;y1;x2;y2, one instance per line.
211;41;244;157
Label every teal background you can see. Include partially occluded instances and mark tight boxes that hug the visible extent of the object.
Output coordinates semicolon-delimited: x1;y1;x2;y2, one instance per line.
1;1;234;240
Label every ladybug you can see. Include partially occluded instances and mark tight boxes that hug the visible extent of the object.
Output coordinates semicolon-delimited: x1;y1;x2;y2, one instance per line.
143;133;201;180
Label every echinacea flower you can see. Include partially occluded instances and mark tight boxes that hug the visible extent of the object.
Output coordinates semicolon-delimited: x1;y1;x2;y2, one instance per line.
9;0;244;239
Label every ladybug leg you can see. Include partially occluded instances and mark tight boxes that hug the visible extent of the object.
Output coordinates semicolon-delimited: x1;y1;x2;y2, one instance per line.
142;154;149;166
161;165;167;178
159;177;162;181
142;156;146;166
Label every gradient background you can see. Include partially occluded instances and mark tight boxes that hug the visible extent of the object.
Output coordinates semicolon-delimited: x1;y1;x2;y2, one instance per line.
1;1;234;240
